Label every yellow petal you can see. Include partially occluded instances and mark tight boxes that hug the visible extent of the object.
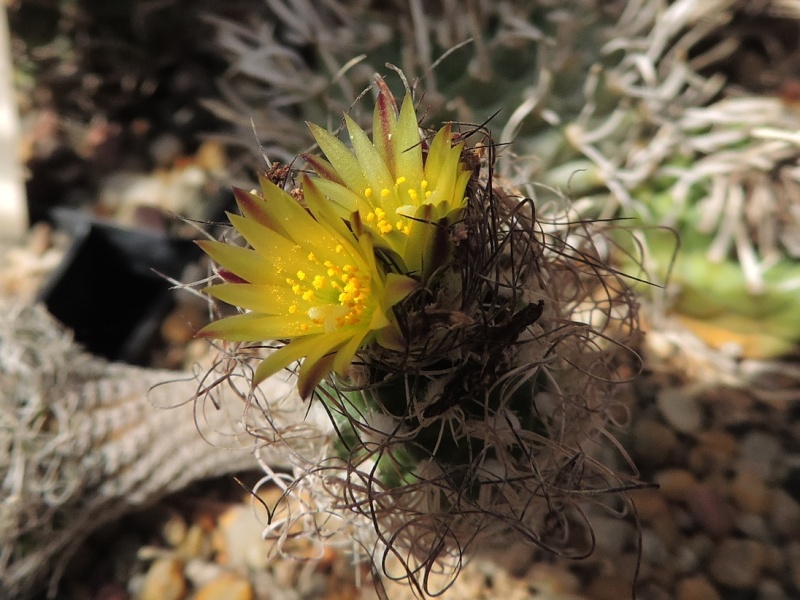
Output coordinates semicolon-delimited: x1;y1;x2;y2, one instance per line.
227;213;315;276
383;273;419;306
203;282;300;315
332;329;369;374
431;143;464;206
302;153;345;185
197;312;320;341
393;95;424;185
232;187;290;239
345;114;394;197
302;176;356;241
253;333;333;386
312;177;366;217
375;320;405;351
197;240;282;285
295;328;354;397
308;122;369;193
297;352;336;399
424;124;452;190
254;178;334;249
372;90;398;176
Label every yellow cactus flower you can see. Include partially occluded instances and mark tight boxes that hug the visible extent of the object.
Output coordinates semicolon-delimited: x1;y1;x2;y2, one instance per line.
303;84;472;279
197;174;418;398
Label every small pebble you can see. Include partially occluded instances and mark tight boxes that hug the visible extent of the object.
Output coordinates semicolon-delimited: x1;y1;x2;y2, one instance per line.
675;575;720;600
698;388;754;429
738;432;783;481
591;516;635;555
641;527;669;564
688;430;737;476
162;513;188;548
757;578;789;600
686;483;735;537
585;575;632;600
183;558;224;590
177;523;213;561
654;469;697;502
792;557;800;592
735;513;770;541
194;572;254;600
650;513;682;549
730;470;773;516
632;489;670;523
657;387;703;433
632;419;678;467
709;538;767;589
138;558;186;600
216;504;272;570
636;581;671;600
526;563;581;594
770;489;800;538
673;544;701;574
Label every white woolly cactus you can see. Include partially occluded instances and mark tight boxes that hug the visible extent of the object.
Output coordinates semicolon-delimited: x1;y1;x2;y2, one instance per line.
197;77;640;595
554;0;800;360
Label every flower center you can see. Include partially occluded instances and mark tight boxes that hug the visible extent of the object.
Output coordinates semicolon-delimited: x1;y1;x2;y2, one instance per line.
363;177;431;238
284;249;370;332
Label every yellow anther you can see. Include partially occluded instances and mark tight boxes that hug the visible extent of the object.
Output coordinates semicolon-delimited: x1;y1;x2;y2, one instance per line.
380;188;390;198
395;176;406;186
420;180;428;189
425;191;432;198
312;275;326;290
296;270;306;280
374;207;386;219
335;244;344;254
300;323;309;331
343;264;357;273
366;212;375;222
292;284;302;295
396;220;404;230
285;277;295;285
408;189;418;201
402;225;411;235
302;290;314;301
364;187;373;198
289;303;298;314
307;252;316;262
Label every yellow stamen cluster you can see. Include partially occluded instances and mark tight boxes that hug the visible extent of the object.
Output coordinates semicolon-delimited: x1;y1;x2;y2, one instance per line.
285;249;371;333
362;177;434;238
365;206;396;235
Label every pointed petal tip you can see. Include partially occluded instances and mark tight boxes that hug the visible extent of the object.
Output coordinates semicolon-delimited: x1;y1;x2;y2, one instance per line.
194;326;215;340
231;186;252;201
297;354;335;400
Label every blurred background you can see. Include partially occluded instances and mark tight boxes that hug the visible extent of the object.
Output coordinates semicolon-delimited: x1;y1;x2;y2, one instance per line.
2;1;800;599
